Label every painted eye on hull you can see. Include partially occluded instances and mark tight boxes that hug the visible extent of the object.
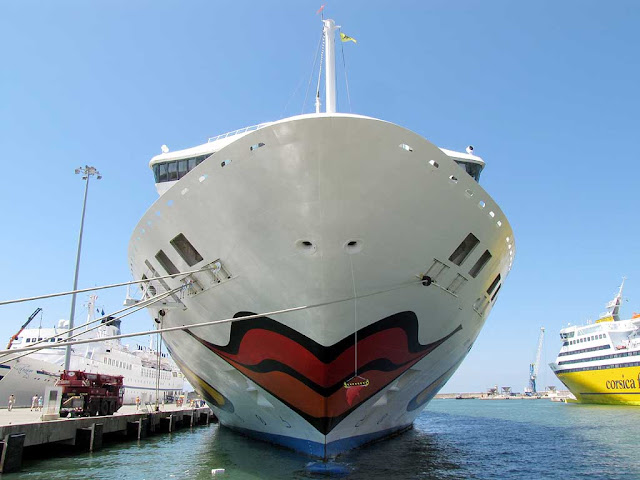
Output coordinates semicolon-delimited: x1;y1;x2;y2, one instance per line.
185;311;462;434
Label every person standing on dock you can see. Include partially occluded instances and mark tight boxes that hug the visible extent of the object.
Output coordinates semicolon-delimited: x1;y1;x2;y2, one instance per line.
135;396;141;410
38;396;43;411
31;394;38;411
7;395;15;411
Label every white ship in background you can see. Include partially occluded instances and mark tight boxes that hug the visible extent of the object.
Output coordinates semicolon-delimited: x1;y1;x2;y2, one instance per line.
1;296;184;407
128;18;515;457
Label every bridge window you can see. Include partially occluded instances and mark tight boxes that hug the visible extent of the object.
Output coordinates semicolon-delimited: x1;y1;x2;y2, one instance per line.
455;161;482;182
167;162;177;181
153;154;210;183
178;159;188;178
158;163;168;182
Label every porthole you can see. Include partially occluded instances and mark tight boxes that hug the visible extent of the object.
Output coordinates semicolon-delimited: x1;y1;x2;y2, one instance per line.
344;240;363;254
295;240;317;255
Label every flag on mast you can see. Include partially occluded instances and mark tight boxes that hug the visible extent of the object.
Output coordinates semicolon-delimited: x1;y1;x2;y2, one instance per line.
316;4;326;15
340;32;357;43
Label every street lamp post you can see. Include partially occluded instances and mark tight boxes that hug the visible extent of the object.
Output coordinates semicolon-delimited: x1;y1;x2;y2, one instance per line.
64;165;102;372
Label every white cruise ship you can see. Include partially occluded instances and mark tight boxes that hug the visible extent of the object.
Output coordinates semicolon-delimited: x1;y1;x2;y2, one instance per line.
1;296;184;408
128;18;515;457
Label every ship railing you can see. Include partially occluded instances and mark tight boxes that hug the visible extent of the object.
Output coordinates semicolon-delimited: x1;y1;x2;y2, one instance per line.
606;322;633;332
207;123;269;143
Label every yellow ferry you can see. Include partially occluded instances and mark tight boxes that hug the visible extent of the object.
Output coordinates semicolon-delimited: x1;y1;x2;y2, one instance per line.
550;280;640;405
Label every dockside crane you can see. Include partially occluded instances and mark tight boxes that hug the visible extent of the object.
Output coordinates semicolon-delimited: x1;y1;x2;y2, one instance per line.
528;327;545;395
6;307;42;349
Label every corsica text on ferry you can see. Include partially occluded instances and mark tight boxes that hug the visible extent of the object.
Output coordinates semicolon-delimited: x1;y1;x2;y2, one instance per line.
605;377;638;390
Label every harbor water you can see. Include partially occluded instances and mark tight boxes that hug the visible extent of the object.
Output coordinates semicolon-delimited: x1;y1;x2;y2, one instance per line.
8;399;640;479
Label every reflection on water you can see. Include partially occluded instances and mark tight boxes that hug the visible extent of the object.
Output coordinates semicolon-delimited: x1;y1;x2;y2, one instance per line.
8;400;640;479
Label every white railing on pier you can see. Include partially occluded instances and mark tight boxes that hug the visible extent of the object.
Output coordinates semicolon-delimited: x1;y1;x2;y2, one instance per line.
207;123;269;143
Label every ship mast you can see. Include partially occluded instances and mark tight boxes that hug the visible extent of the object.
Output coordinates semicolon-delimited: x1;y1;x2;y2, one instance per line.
609;277;625;322
599;277;625;322
322;19;338;113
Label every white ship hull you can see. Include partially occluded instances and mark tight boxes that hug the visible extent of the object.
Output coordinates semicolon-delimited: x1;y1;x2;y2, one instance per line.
2;333;184;407
129;114;514;457
0;354;59;408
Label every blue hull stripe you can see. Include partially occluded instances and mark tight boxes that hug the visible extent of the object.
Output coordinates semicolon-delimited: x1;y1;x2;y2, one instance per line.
225;423;412;458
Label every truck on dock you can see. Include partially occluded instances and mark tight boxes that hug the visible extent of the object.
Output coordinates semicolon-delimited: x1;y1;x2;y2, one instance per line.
57;370;124;417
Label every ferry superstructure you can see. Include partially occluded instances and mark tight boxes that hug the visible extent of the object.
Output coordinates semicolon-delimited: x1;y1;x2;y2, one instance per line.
550;281;640;405
128;19;515;457
1;296;184;407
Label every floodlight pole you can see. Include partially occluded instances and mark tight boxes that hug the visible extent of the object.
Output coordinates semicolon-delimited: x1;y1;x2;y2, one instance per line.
64;166;101;372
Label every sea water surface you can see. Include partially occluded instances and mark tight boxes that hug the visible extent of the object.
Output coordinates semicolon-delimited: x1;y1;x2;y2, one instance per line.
10;399;640;479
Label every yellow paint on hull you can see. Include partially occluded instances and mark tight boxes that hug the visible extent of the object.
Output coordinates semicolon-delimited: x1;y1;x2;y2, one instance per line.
556;365;640;405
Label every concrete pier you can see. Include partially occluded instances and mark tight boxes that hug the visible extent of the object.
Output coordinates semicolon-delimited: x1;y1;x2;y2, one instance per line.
0;405;215;473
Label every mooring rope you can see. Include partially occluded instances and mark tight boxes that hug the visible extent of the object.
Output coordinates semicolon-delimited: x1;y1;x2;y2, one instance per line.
0;264;222;307
0;285;183;363
349;255;359;376
314;30;326;111
0;278;427;357
302;27;325;114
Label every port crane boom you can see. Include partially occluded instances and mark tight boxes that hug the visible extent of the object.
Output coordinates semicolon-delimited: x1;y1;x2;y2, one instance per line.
528;327;545;394
7;307;42;349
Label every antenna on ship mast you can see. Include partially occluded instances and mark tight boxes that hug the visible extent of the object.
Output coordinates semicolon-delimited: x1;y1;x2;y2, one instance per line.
610;277;625;322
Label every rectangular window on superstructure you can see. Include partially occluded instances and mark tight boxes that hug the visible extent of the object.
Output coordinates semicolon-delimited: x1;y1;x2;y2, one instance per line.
155;250;180;276
469;250;492;278
487;273;501;296
188;157;197;171
170;233;204;267
490;284;501;302
449;233;480;266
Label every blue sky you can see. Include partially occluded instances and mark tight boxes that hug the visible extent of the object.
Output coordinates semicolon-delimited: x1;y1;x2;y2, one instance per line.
1;1;638;393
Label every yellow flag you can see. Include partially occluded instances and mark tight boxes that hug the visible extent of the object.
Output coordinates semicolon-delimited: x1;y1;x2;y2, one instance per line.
340;32;357;44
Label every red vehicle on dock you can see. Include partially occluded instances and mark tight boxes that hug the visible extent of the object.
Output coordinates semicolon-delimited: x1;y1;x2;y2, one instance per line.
57;370;124;417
